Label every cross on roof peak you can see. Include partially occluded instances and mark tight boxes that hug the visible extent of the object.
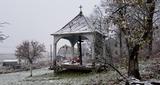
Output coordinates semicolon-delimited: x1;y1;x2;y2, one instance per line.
79;5;82;12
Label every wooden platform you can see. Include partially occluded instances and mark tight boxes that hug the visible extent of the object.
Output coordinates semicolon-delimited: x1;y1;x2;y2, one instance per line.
61;64;93;70
50;64;94;72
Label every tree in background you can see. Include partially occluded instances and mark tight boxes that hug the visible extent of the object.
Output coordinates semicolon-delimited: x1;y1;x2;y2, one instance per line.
15;40;46;77
104;0;158;79
89;5;114;66
97;0;160;80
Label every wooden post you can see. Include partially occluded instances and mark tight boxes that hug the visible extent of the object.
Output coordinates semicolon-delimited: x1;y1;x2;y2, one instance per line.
78;36;82;65
71;44;74;58
53;42;57;66
50;45;53;63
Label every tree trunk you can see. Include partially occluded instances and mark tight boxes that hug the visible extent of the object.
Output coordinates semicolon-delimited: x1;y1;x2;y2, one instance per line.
127;0;155;79
128;44;141;79
146;0;155;58
119;29;122;58
148;33;153;58
30;63;33;77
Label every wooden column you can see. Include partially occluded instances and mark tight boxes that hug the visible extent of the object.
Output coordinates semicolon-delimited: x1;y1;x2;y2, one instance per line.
91;41;95;66
78;36;82;65
53;42;57;66
71;44;74;58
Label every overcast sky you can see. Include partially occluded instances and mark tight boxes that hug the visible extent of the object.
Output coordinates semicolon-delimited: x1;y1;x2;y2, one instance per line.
0;0;100;53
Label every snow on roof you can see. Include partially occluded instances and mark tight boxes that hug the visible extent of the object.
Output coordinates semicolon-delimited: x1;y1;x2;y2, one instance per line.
3;59;18;62
52;31;93;36
51;11;107;37
53;12;95;35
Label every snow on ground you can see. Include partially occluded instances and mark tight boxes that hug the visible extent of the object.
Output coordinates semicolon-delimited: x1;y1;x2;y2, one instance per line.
0;67;126;85
0;68;52;85
1;61;159;85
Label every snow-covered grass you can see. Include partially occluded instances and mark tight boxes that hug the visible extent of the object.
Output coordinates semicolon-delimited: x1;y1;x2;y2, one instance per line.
0;67;127;85
21;68;127;85
0;68;52;85
0;57;159;85
139;58;160;80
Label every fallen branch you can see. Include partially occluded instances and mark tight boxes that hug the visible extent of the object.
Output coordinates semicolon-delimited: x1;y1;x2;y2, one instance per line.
96;58;127;81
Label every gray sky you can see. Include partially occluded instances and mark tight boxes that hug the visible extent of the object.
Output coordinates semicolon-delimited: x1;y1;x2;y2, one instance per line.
0;0;100;53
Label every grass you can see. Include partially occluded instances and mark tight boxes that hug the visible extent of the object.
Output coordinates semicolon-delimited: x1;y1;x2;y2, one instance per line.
21;67;129;85
54;69;93;78
26;69;93;81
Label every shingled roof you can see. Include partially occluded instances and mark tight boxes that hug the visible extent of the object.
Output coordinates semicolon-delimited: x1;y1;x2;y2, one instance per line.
53;11;95;35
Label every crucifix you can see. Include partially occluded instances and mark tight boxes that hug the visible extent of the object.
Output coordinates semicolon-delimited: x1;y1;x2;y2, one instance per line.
79;5;82;12
78;36;83;65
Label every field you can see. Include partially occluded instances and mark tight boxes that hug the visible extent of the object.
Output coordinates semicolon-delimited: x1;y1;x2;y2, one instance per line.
0;67;126;85
0;55;159;85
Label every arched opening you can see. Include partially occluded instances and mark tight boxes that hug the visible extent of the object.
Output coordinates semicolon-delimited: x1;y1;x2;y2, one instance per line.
53;34;93;66
57;39;71;53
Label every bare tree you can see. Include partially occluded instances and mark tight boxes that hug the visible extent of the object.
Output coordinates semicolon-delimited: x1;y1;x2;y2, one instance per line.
15;40;46;77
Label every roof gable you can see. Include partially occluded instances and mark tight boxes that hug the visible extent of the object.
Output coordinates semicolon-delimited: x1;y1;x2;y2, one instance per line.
54;12;94;34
